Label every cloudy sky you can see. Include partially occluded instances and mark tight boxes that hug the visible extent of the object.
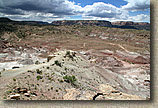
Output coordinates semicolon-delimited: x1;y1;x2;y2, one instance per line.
0;0;150;23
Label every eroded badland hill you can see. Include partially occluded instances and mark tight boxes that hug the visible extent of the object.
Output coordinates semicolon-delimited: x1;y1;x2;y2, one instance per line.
0;20;150;100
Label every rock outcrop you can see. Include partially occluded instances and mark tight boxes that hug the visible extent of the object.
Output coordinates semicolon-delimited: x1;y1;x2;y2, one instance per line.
63;84;143;100
1;50;150;100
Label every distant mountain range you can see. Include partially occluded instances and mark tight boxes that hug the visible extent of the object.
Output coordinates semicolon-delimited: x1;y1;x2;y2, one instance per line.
0;17;49;25
0;17;150;30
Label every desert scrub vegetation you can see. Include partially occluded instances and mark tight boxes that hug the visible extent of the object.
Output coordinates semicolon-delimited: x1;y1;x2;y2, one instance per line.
64;51;76;61
16;29;27;38
36;75;43;80
54;60;62;67
63;75;77;86
36;69;42;74
27;70;33;73
13;78;16;81
35;60;40;64
0;23;17;37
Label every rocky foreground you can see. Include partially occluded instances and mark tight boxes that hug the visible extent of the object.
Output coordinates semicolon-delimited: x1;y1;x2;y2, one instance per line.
0;49;150;100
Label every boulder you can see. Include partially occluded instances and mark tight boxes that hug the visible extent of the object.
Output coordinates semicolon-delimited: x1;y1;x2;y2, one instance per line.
10;94;20;100
47;55;56;62
63;88;80;100
95;84;143;100
99;84;116;94
17;88;28;93
24;93;30;97
12;66;20;69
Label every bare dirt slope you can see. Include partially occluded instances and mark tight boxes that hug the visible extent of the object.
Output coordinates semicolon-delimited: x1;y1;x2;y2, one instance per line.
0;50;149;100
0;24;150;100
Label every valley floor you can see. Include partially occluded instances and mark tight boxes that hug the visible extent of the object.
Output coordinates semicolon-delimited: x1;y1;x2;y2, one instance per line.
0;25;150;100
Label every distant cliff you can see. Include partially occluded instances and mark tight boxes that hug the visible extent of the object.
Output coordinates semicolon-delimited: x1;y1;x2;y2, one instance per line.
52;20;113;27
111;21;150;30
0;17;150;30
52;20;150;30
111;21;150;26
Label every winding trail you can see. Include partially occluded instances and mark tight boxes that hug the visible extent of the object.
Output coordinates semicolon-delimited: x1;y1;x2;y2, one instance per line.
1;64;47;78
105;42;129;52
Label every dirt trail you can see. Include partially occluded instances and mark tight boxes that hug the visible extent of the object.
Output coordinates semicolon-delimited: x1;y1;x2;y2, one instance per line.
1;64;47;78
106;42;129;52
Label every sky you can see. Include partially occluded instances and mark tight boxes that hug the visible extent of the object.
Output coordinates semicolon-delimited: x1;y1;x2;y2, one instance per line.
0;0;150;23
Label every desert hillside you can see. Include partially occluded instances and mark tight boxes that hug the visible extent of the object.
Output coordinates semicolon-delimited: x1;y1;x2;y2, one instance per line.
0;21;150;100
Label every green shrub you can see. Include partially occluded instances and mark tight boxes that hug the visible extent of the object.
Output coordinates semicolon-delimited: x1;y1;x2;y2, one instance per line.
66;51;70;56
13;78;16;81
48;77;51;80
63;75;77;85
36;75;43;80
6;90;12;94
35;60;40;64
64;67;67;71
16;30;27;38
65;51;76;61
3;96;7;99
58;79;64;83
36;69;42;74
51;87;53;90
54;60;62;67
27;70;33;73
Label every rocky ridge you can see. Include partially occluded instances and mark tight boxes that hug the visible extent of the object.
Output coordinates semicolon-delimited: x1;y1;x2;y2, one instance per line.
111;21;150;30
0;50;149;100
0;17;150;30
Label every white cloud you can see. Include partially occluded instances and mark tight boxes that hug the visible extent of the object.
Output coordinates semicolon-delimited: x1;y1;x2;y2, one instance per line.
128;14;150;22
122;0;150;11
0;0;150;22
81;2;130;22
81;2;150;22
82;2;124;18
82;12;150;23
